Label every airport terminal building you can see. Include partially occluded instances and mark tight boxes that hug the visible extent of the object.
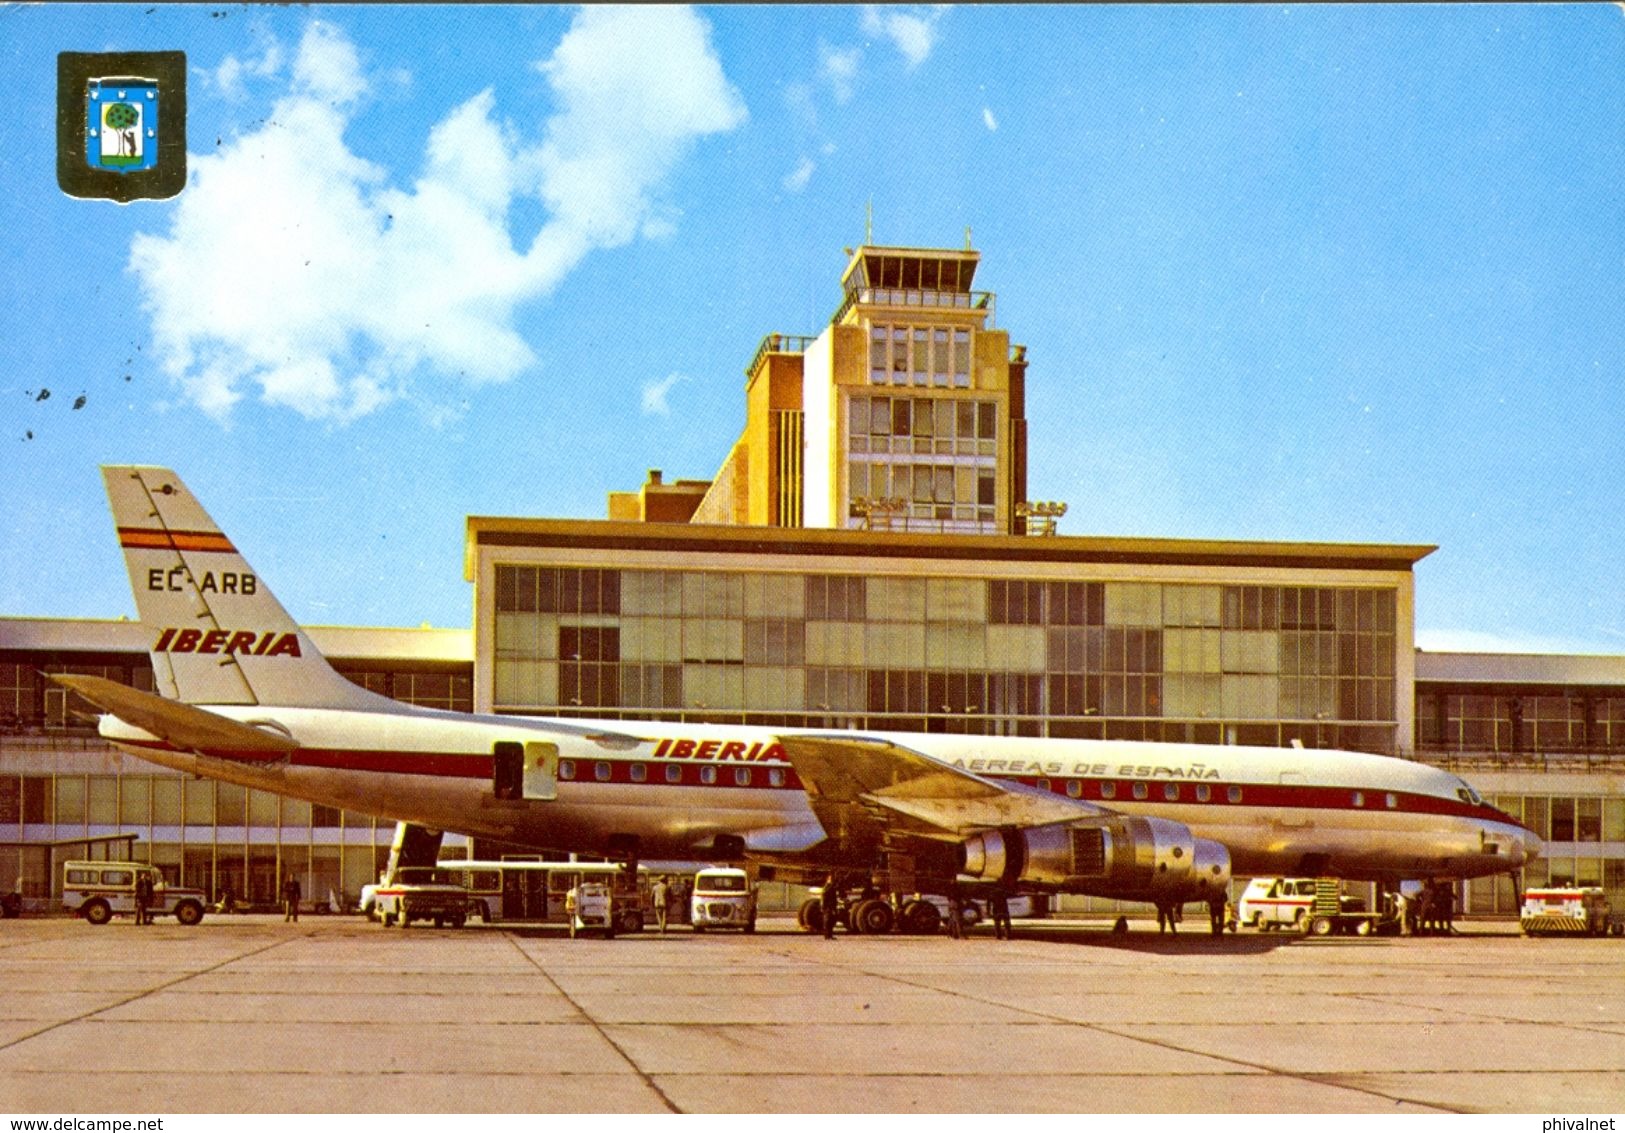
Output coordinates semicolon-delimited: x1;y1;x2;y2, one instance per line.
2;242;1621;914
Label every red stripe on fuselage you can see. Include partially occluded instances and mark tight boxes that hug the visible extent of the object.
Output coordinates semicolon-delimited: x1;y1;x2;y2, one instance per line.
108;736;1520;826
117;527;237;553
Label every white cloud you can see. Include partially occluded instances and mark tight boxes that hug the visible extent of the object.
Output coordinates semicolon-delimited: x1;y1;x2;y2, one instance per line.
861;5;949;70
782;156;816;193
213;30;284;101
819;43;862;104
640;372;688;416
130;9;745;423
982;106;998;131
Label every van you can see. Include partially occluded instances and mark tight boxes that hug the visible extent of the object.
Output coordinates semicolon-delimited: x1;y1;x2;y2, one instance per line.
62;861;208;926
690;867;757;933
1238;877;1316;931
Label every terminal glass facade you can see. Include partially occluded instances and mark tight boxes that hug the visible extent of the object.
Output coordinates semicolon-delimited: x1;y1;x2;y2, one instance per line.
491;564;1400;752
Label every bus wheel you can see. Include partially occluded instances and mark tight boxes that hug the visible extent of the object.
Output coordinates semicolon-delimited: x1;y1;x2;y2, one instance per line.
175;901;204;926
83;900;111;926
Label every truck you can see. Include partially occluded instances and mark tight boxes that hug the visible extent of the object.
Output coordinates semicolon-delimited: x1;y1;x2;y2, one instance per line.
62;861;208;926
1520;887;1623;937
1241;877;1400;936
367;866;470;929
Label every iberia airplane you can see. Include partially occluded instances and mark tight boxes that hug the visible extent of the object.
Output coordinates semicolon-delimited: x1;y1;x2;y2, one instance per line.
55;466;1537;925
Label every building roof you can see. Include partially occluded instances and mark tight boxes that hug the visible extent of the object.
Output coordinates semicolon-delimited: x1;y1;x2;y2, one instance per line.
465;516;1435;578
1415;650;1625;688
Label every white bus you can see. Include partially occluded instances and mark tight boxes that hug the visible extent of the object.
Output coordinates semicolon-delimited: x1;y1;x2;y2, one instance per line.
434;860;653;934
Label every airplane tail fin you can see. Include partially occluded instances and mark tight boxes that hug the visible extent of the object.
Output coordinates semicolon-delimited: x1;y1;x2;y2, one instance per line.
103;465;386;709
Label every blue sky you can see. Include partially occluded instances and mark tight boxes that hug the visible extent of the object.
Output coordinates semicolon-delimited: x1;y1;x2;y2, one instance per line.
2;5;1621;655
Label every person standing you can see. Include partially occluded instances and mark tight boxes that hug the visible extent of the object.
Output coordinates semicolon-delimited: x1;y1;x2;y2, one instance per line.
1155;899;1170;934
650;876;670;934
990;891;1012;940
282;873;302;922
819;874;840;939
947;890;964;940
133;870;153;926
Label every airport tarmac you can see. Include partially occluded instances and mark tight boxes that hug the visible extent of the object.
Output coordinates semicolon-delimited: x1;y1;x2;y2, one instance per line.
0;915;1621;1114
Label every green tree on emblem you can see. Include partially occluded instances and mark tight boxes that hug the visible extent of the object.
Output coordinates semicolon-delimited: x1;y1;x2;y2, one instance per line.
104;102;139;157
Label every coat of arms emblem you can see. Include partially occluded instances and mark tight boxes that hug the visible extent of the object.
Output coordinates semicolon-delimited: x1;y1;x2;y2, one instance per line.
87;76;160;173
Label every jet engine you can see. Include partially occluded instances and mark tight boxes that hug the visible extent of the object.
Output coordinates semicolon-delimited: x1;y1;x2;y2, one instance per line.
960;815;1231;902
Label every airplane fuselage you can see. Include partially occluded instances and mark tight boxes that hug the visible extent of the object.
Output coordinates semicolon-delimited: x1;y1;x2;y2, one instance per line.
100;702;1536;886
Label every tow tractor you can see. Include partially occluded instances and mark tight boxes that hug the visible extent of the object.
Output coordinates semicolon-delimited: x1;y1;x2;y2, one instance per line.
1520;887;1623;937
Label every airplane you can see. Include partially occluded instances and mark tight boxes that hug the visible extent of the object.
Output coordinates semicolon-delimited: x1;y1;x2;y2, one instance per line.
53;465;1539;933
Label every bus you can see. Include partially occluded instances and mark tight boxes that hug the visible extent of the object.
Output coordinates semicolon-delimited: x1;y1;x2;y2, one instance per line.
434;859;655;934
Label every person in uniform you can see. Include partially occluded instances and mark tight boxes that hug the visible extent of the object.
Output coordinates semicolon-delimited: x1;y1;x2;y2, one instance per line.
133;871;153;926
947;889;965;940
819;873;840;939
990;891;1012;940
282;873;302;922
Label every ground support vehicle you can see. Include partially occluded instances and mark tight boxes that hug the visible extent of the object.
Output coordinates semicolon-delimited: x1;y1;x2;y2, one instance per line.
1302;879;1401;936
1239;877;1317;931
62;861;207;925
689;867;757;932
566;881;616;938
369;866;470;928
1521;887;1623;936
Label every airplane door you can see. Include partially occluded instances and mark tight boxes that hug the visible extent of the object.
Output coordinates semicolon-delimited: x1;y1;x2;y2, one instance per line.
491;742;558;801
524;743;558;801
492;742;523;800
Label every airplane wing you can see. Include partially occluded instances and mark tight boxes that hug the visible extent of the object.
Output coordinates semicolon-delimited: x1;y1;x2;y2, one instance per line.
778;734;1108;849
47;673;299;760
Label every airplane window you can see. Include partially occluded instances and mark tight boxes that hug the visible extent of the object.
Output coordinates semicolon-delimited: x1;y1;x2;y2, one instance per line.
559;760;576;780
1163;784;1178;801
1037;778;1051;793
1066;780;1082;799
701;766;718;785
734;767;751;787
769;768;785;787
1227;786;1242;803
594;762;611;782
1132;782;1148;800
1385;793;1398;809
1100;782;1116;799
1195;784;1210;803
630;764;647;783
1353;792;1365;807
665;764;682;784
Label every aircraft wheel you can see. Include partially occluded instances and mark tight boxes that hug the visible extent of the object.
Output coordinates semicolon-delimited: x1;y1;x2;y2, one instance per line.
797;897;820;931
852;898;895;935
899;899;942;936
